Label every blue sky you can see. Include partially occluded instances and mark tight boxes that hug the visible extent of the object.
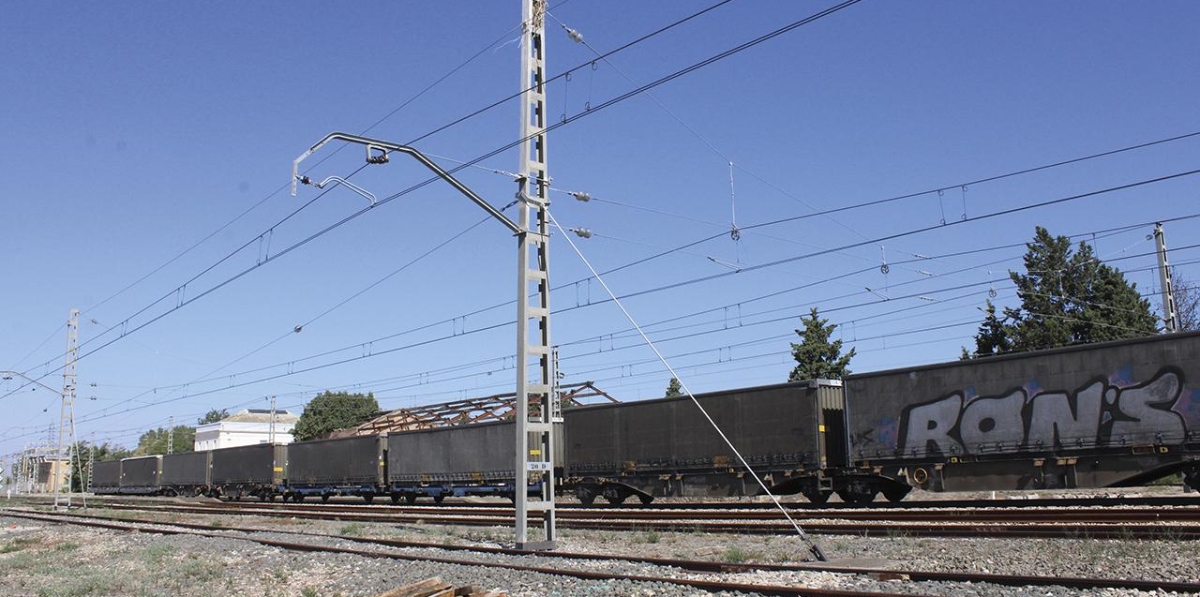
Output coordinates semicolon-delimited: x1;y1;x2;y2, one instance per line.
3;1;1199;458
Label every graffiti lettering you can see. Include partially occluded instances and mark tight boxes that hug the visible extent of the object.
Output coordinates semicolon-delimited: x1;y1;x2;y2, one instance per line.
898;369;1188;456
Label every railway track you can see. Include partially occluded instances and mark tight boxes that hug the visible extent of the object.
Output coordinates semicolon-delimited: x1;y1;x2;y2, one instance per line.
6;508;1199;596
72;497;1200;540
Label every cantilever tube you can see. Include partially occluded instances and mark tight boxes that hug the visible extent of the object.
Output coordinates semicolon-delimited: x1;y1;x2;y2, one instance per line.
292;132;521;235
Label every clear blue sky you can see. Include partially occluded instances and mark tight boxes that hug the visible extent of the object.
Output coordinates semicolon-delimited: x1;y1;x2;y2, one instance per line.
3;1;1199;458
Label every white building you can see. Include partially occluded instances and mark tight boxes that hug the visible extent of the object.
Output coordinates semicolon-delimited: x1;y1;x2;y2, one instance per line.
193;409;299;451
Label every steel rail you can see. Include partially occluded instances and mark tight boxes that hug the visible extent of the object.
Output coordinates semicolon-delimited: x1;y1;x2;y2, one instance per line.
73;500;1200;540
5;508;1199;595
179;501;1200;522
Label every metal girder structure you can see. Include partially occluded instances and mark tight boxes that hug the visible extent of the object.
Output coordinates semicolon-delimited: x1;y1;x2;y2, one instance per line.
346;382;619;436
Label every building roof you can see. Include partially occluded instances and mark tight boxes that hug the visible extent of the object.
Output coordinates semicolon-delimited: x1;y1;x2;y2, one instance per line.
337;381;617;437
221;409;299;424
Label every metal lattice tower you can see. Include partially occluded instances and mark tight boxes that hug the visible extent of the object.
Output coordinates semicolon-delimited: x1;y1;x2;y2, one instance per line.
86;444;95;494
514;0;557;551
54;308;79;509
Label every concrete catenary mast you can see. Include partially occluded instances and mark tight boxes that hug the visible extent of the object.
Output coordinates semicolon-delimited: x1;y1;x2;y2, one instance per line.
1155;222;1179;332
514;0;558;551
54;308;79;509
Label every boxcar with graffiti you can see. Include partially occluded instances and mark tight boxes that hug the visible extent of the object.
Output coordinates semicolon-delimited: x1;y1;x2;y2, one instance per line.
843;330;1200;498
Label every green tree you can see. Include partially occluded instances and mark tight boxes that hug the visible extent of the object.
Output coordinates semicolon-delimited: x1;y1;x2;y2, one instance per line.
1168;267;1199;331
132;425;196;456
788;307;855;381
977;227;1157;354
292;391;380;441
970;299;1013;358
197;408;230;425
665;377;683;397
72;441;133;491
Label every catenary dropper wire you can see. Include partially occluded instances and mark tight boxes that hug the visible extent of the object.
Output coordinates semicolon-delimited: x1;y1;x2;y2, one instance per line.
547;211;828;562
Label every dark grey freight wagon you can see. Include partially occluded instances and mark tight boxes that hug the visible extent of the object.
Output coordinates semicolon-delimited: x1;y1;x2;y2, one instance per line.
209;443;286;500
91;460;121;494
285;435;384;502
564;380;846;503
161;451;211;495
386;421;563;504
119;455;162;494
844;331;1200;495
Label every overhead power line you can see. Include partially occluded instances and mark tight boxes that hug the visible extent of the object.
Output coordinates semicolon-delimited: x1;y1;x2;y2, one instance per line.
61;190;1200;421
10;0;862;398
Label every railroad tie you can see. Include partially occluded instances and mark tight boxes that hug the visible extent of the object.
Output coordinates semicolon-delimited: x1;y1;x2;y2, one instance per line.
374;576;508;597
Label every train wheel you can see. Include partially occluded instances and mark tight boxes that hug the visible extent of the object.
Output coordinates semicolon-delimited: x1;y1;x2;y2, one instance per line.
836;489;876;504
390;494;402;504
604;495;626;505
406;494;417;505
804;491;830;505
321;494;331;503
433;494;445;505
1185;468;1200;493
293;494;305;503
578;492;596;507
362;494;375;505
882;486;911;503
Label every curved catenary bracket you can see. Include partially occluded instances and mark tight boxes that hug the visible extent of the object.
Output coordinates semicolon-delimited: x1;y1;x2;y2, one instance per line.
292;132;520;235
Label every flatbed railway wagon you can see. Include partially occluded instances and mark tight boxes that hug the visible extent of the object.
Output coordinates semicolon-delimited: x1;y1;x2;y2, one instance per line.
286;435;385;502
90;459;121;494
209;443;286;500
387;420;563;504
844;331;1200;500
563;380;859;505
119;455;162;495
161;451;211;496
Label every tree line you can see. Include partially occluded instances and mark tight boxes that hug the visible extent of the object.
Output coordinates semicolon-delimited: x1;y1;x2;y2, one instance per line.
770;226;1195;387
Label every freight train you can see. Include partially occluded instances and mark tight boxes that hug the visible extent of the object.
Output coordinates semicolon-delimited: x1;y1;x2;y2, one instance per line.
92;331;1200;504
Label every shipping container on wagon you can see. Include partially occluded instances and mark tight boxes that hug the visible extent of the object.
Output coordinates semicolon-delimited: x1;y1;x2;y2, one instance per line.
286;435;384;501
844;331;1200;493
564;380;845;501
209;443;286;499
386;421;563;502
161;451;211;494
91;460;121;494
119;455;162;494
